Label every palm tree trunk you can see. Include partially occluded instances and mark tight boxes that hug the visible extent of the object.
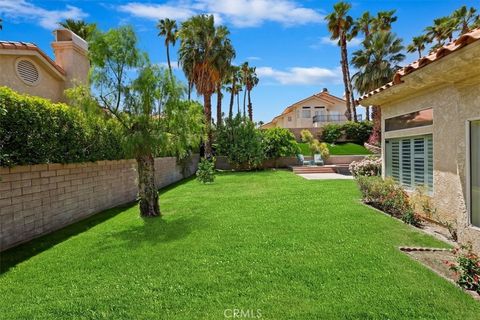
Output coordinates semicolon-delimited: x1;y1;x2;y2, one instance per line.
247;89;253;121
166;43;173;79
228;82;235;120
368;106;381;146
237;93;240;115
216;84;223;126
365;106;370;121
344;48;357;122
203;93;213;158
243;87;247;118
340;36;352;121
187;81;192;101
136;153;160;217
418;48;422;59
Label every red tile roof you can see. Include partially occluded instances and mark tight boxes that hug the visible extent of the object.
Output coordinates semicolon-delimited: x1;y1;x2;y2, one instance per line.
0;41;66;76
358;27;480;102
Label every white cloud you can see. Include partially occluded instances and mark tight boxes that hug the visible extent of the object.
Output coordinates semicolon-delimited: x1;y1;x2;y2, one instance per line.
0;0;87;29
118;0;323;28
117;3;196;21
256;66;342;85
247;56;261;61
317;36;364;47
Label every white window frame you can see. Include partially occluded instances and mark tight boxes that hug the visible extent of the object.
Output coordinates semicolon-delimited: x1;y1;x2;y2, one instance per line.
466;117;480;230
385;134;433;193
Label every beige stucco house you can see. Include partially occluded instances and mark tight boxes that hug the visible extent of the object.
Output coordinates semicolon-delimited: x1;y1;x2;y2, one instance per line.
359;28;480;252
0;29;89;102
261;88;351;139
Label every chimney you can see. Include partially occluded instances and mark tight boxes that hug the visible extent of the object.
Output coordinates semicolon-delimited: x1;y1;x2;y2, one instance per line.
322;88;328;93
51;29;89;89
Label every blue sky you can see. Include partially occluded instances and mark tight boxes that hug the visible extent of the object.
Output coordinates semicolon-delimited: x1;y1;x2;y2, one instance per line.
0;0;478;123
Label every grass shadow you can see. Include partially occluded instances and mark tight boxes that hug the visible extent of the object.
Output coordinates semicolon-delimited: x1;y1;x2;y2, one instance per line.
0;202;135;274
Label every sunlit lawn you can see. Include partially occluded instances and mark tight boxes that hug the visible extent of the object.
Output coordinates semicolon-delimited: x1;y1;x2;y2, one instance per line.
299;142;372;156
0;171;478;319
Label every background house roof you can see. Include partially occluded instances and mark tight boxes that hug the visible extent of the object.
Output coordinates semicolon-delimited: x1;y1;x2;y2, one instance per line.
0;41;66;76
358;27;480;102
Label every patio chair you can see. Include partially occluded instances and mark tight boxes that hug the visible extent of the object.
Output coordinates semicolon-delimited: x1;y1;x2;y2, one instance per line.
314;154;324;166
296;154;311;166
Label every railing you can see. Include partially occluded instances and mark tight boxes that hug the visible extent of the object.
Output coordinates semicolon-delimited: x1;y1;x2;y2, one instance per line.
312;114;362;123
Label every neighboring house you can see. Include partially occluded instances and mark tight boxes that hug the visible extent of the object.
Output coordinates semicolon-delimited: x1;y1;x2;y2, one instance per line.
0;29;89;102
261;88;355;139
359;28;480;252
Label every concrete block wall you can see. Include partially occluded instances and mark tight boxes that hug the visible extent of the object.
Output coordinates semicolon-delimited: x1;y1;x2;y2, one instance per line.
0;155;199;251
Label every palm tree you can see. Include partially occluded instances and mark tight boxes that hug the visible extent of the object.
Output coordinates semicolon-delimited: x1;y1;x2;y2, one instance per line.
178;15;233;158
425;17;456;51
352;31;405;145
372;10;397;32
226;65;241;119
59;19;97;40
0;18;3;31
240;61;250;117
245;66;259;121
407;35;429;59
352;12;373;38
325;1;356;122
452;6;479;35
157;18;178;78
215;38;235;126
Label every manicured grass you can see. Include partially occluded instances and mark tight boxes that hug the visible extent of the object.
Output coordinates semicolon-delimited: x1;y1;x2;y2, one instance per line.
299;142;372;156
1;171;479;319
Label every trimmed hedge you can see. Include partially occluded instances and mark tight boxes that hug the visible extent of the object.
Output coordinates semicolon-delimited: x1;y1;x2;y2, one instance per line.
0;87;125;166
321;121;373;144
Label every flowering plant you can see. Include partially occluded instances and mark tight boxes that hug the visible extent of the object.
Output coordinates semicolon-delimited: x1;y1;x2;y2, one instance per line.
349;156;382;177
446;243;480;295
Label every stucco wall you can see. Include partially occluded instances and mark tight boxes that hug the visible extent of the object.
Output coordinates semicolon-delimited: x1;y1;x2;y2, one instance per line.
380;80;480;252
0;55;64;102
0;155;199;251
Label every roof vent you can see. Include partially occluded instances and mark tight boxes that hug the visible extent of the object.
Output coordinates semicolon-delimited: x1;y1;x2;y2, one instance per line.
322;88;328;93
16;59;39;85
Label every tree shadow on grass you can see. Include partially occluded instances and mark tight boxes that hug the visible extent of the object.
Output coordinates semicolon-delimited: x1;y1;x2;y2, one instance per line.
104;215;204;251
0;202;135;274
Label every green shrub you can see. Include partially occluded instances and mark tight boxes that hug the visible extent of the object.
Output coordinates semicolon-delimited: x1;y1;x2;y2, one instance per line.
0;87;126;166
356;176;416;224
196;158;216;183
216;115;264;170
343;121;373;144
262;127;299;164
321;123;342;143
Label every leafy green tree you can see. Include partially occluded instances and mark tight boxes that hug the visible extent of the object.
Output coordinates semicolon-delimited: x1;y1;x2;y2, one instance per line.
262;128;299;168
216;115;264;170
89;26;203;217
300;129;329;159
59;19;97;40
157;18;178;78
178;15;233;158
325;1;357;122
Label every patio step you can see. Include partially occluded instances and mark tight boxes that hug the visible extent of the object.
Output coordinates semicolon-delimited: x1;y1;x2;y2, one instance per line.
291;166;337;174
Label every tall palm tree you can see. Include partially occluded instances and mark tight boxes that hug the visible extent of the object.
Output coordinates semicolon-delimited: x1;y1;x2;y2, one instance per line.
372;10;397;32
240;61;250;118
157;18;178;78
452;6;479;35
407;35;429;59
352;31;405;145
352;12;373;38
178;15;233;158
325;1;356;122
59;19;97;41
215;38;235;126
425;17;456;51
0;18;3;31
245;66;259;121
226;65;241;119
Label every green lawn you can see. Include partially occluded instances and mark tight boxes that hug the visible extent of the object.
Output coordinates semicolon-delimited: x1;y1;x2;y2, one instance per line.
299;142;372;156
1;171;479;319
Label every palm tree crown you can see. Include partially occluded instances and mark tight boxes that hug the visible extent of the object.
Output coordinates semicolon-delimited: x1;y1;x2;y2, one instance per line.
157;18;178;77
407;35;429;59
59;19;97;41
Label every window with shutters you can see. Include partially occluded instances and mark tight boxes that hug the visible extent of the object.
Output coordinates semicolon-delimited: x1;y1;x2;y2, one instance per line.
470;121;480;227
385;135;433;192
15;59;40;86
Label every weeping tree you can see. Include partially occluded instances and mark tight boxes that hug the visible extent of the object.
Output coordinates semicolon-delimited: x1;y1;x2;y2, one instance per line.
89;26;203;217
